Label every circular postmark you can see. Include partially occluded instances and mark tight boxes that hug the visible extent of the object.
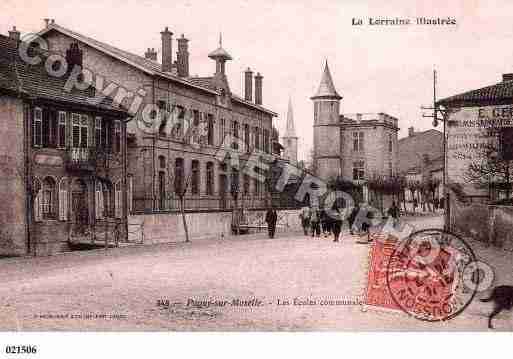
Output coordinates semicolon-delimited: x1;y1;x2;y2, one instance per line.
386;228;480;322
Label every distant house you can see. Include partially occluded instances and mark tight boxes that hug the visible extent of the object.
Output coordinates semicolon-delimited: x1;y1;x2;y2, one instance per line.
0;30;129;256
397;127;443;175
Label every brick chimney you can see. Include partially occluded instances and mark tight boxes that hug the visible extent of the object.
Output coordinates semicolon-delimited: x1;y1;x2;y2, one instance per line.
161;27;173;73
255;72;263;105
244;67;253;102
408;126;415;137
8;26;20;42
503;73;513;82
176;34;189;77
144;48;157;61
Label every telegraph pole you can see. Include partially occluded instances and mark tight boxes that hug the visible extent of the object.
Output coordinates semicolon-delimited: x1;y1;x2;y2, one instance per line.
421;69;450;229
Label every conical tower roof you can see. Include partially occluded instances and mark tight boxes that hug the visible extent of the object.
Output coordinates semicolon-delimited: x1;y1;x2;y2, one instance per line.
311;61;342;100
283;97;297;138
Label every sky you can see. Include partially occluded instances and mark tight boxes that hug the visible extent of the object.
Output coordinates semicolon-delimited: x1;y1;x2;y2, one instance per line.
3;0;513;161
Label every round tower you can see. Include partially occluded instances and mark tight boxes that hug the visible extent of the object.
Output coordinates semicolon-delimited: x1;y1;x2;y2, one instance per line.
311;61;342;181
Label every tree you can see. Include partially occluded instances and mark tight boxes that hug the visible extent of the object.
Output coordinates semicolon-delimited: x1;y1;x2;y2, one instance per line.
167;166;191;243
367;174;406;212
326;175;363;206
463;142;513;200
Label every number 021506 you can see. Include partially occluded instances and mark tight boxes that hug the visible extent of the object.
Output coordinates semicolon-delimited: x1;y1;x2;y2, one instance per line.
5;345;38;354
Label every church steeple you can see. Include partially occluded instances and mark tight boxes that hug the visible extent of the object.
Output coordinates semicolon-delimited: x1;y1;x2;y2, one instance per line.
284;97;297;138
311;60;342;100
282;97;299;163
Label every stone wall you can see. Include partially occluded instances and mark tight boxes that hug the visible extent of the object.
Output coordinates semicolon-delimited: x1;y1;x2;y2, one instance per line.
0;97;27;256
449;194;513;251
129;209;302;244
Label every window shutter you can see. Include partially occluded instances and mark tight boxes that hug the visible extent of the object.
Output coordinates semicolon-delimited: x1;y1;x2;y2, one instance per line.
95;189;100;219
34;192;42;222
64;189;68;220
115;186;121;218
59;190;64;220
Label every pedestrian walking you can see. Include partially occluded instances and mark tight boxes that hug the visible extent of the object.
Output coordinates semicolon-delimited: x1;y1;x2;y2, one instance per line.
320;209;331;238
330;204;343;242
299;206;311;236
348;204;360;235
310;208;321;238
358;205;374;243
387;201;400;228
265;206;278;239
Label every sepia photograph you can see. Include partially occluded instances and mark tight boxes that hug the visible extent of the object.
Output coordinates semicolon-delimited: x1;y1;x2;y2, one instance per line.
1;0;513;357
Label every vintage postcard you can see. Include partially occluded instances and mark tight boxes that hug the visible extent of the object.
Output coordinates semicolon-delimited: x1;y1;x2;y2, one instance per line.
1;0;513;355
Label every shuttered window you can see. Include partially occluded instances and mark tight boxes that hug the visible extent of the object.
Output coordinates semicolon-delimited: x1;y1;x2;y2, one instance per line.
72;113;81;147
114;181;122;218
58;111;66;148
95;182;104;219
114;120;121;153
58;178;69;221
79;115;89;148
33;107;43;147
33;179;42;222
95;117;102;148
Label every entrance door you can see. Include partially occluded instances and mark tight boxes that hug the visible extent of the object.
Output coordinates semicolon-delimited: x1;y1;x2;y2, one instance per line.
219;174;227;209
71;179;89;235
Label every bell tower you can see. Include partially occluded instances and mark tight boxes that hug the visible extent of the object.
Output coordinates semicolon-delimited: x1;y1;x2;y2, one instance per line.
311;61;342;180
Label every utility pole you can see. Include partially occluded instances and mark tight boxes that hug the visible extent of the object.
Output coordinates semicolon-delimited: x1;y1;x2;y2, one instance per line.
421;68;450;230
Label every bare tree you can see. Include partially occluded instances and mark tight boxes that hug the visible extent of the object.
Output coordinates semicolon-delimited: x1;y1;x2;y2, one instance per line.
462;143;513;199
166;165;191;243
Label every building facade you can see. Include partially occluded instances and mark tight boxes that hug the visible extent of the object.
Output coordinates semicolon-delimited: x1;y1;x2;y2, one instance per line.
39;22;277;214
311;62;400;190
438;73;513;202
397;127;443;174
0;31;129;256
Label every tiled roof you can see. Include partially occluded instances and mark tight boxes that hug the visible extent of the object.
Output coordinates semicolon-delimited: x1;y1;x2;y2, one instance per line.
38;24;219;95
311;61;342;100
437;80;513;106
0;35;126;113
38;24;277;116
187;77;217;91
398;129;442;143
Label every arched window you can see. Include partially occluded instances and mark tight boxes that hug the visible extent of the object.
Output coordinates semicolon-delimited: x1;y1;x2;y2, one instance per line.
158;155;166;169
59;177;69;221
42;177;57;219
114;181;122;218
103;182;112;217
191;160;200;195
175;158;184;194
206;162;214;195
33;178;42;222
158;171;166;210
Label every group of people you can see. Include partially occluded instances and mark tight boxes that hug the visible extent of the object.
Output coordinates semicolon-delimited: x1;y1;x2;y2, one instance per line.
298;205;358;242
265;201;402;242
298;201;402;243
